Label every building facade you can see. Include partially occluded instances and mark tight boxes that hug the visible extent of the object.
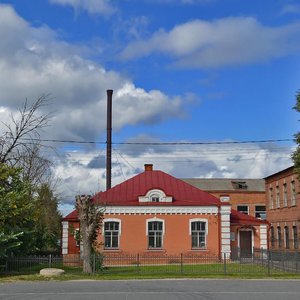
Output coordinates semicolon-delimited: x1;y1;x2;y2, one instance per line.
265;166;300;251
62;165;268;261
182;178;266;219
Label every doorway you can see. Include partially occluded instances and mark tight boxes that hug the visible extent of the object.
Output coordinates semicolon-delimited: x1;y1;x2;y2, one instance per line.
239;231;252;258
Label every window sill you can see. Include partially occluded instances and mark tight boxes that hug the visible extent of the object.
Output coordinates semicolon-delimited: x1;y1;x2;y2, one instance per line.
146;249;166;252
191;248;208;251
103;248;120;251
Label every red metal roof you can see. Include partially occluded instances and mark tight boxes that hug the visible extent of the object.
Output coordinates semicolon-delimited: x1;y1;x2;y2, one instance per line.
92;170;221;206
230;209;268;225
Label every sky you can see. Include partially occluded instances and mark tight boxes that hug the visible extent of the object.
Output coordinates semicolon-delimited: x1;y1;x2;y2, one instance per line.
0;0;299;215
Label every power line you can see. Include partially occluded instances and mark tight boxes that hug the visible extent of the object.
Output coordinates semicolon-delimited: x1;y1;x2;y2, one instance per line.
16;137;294;145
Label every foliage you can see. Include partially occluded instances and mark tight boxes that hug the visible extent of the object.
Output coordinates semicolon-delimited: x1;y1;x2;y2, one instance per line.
292;90;300;179
0;163;62;256
0;232;23;258
0;96;61;255
0;163;34;256
34;183;62;254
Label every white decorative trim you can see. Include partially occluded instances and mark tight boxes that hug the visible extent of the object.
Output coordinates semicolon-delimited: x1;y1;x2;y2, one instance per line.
139;189;173;203
260;225;268;249
102;218;122;235
104;206;218;215
189;218;208;235
62;221;68;255
220;205;231;255
146;217;165;235
220;196;230;202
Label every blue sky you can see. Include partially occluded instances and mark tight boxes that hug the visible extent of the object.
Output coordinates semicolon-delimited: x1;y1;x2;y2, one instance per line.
0;0;299;214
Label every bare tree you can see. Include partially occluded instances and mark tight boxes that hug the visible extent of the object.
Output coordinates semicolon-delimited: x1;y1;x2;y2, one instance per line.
0;94;51;165
75;195;104;274
0;95;53;186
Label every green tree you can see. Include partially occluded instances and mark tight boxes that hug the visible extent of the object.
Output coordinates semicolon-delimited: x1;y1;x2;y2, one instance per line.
0;163;35;255
292;90;300;178
34;183;62;254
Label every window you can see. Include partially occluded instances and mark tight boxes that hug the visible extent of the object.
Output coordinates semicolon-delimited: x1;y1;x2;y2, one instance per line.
293;226;298;250
150;194;160;202
74;229;80;247
277;226;282;248
269;187;273;209
232;181;247;190
270;227;275;248
284;226;290;249
104;221;120;249
148;221;163;249
283;184;288;207
291;181;296;206
139;189;172;203
255;205;266;219
237;205;249;215
191;221;206;249
276;186;280;208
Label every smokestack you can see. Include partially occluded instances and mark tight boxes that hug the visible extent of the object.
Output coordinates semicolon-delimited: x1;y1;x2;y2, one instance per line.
106;89;113;190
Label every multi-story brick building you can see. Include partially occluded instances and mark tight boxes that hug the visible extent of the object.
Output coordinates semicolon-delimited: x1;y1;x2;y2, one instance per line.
265;166;300;251
182;178;266;220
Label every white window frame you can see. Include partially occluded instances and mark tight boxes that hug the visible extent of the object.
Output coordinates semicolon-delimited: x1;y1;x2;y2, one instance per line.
269;187;273;209
283;183;288;207
237;205;249;215
276;186;280;208
74;228;80;247
189;218;208;249
146;217;165;249
103;218;121;249
255;205;266;220
291;181;296;206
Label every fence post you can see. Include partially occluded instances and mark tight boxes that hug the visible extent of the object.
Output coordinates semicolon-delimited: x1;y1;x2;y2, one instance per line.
267;249;271;276
92;253;96;274
180;253;183;274
223;253;227;275
261;248;264;266
296;252;299;273
137;254;140;274
49;254;52;268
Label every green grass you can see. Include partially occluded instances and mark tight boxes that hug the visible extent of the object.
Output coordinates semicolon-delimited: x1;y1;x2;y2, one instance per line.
1;262;300;282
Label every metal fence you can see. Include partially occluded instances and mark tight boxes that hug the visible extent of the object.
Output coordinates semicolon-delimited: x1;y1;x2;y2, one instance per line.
1;248;300;276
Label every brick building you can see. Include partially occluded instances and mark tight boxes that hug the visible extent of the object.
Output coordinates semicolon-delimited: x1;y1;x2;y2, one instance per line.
265;166;300;251
62;165;267;260
182;178;266;219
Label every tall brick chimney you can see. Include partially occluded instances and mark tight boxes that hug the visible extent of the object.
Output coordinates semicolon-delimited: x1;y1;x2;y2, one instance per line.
144;164;153;171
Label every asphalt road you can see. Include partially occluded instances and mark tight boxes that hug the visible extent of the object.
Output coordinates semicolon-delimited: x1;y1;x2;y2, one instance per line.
1;279;300;300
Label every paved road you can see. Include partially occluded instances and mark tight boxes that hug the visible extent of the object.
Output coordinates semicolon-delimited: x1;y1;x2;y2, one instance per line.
1;279;300;300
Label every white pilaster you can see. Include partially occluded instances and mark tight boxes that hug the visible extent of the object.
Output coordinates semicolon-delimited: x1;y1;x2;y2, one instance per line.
260;224;268;249
220;205;231;258
62;221;69;255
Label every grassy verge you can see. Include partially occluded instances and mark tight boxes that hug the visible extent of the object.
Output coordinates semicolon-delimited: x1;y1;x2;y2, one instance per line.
1;263;300;282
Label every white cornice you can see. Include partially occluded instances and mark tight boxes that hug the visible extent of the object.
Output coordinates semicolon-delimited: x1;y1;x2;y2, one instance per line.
104;206;219;215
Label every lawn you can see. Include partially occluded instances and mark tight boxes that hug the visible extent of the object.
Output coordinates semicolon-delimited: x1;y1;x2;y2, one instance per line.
1;261;300;282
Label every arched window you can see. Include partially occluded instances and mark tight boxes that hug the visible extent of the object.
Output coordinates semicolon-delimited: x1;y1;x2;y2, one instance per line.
104;219;121;249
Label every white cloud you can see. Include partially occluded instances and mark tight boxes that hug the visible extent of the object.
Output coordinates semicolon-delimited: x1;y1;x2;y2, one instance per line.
0;4;185;142
49;0;116;16
280;4;300;15
121;17;300;68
